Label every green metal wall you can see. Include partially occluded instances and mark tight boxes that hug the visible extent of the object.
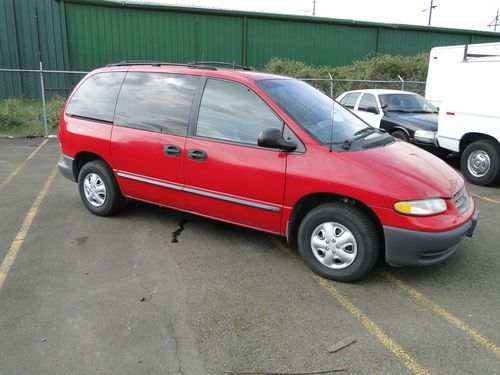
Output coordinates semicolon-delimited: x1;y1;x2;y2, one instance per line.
1;0;500;73
65;3;243;71
0;0;67;99
246;18;378;67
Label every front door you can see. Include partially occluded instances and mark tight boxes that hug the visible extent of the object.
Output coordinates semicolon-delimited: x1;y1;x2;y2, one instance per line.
184;78;286;233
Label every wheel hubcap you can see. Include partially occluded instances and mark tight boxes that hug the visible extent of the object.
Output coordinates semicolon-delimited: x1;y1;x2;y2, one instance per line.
83;173;107;207
467;150;490;177
311;222;357;269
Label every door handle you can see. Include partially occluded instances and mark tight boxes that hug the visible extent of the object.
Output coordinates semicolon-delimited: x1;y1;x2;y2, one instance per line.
188;149;207;162
163;145;181;157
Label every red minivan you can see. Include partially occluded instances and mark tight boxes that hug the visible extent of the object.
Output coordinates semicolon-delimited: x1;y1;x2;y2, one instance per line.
58;61;478;282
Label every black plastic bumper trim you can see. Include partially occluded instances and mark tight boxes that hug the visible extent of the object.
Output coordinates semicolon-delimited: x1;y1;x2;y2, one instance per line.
384;210;478;266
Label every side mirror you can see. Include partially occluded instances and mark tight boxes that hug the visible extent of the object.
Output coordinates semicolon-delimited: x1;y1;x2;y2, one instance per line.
366;106;379;114
258;128;297;152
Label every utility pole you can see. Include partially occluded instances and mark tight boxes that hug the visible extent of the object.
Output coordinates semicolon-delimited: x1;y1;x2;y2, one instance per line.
488;9;500;31
312;0;316;16
428;0;437;26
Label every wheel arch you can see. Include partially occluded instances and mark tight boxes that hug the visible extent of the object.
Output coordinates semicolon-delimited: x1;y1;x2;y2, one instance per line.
73;152;111;182
287;193;385;252
459;133;499;152
390;126;411;137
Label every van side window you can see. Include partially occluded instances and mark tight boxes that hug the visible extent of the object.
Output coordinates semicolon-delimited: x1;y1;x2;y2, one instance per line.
196;79;283;145
66;72;125;123
339;93;361;109
114;73;200;135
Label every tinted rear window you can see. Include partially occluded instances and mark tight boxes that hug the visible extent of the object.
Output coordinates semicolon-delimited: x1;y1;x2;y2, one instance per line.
114;72;200;135
66;72;125;123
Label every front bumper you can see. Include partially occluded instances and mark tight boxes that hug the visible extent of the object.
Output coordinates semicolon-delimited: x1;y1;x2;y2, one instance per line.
384;210;479;266
57;155;76;182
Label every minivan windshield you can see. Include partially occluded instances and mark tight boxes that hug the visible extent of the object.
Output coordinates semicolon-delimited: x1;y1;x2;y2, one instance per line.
257;79;371;145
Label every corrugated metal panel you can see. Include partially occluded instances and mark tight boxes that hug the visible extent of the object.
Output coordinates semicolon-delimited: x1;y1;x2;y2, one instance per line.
0;0;20;69
0;0;67;99
0;0;22;98
10;0;66;70
470;35;500;44
378;29;471;55
246;18;377;68
65;3;242;70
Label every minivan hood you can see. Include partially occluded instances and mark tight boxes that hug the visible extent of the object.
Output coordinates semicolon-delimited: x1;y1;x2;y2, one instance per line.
385;112;438;131
340;141;462;200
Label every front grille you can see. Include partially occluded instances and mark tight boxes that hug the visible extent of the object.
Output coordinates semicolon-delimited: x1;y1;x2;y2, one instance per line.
451;186;471;215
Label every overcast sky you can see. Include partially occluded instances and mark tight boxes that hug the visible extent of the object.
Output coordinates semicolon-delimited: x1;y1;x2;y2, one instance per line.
124;0;500;32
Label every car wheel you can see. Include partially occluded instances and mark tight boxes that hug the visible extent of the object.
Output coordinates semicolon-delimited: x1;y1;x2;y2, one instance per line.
391;130;409;142
297;203;379;282
461;140;500;186
78;160;124;216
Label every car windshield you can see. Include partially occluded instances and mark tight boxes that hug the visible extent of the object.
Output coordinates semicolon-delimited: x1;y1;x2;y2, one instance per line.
257;79;370;145
379;93;438;113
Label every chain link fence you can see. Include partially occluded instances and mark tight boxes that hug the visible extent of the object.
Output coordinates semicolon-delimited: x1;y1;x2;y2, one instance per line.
0;68;426;137
0;69;87;137
302;78;427;99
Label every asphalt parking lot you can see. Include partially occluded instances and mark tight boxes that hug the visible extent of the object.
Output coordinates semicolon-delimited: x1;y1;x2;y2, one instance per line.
0;138;498;375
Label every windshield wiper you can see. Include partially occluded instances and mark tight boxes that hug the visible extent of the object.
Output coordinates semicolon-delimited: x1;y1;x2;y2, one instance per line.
353;126;373;136
408;110;435;114
342;128;378;150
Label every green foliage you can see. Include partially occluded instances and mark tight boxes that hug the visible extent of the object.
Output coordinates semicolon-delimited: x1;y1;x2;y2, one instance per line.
0;96;65;137
264;53;429;96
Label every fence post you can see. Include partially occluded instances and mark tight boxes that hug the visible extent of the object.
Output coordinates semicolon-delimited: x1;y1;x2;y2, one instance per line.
39;63;48;137
397;75;405;91
328;72;333;98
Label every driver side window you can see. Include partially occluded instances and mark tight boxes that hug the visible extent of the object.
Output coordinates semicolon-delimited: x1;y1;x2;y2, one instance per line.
196;79;283;145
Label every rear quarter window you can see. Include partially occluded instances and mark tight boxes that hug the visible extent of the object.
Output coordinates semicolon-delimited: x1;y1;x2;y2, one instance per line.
66;72;125;123
339;92;361;109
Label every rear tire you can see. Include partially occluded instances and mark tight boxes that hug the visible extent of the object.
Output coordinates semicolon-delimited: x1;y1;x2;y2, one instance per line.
391;130;409;142
461;140;500;186
78;160;124;216
297;203;379;282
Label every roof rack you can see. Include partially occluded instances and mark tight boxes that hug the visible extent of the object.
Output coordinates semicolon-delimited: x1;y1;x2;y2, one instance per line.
105;60;217;70
462;45;500;61
188;61;252;70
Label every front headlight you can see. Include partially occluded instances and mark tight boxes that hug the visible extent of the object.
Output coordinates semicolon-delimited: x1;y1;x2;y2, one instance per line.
394;198;447;216
414;130;436;141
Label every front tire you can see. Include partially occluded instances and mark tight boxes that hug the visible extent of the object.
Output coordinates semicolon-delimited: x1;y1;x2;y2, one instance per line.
461;140;500;186
391;130;409;142
78;160;124;216
297;203;379;282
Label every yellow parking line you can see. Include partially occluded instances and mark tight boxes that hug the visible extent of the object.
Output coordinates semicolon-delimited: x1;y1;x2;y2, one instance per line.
470;193;500;205
0;165;58;289
0;138;49;190
271;238;431;375
383;271;500;358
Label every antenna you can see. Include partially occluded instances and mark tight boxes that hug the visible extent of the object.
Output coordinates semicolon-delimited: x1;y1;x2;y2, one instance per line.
488;10;500;31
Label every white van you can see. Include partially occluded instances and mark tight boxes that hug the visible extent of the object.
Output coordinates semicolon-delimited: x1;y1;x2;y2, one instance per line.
426;43;500;186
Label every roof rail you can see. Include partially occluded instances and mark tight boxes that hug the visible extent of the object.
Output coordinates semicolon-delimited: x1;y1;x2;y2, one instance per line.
462;45;500;61
105;60;217;70
188;60;251;70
